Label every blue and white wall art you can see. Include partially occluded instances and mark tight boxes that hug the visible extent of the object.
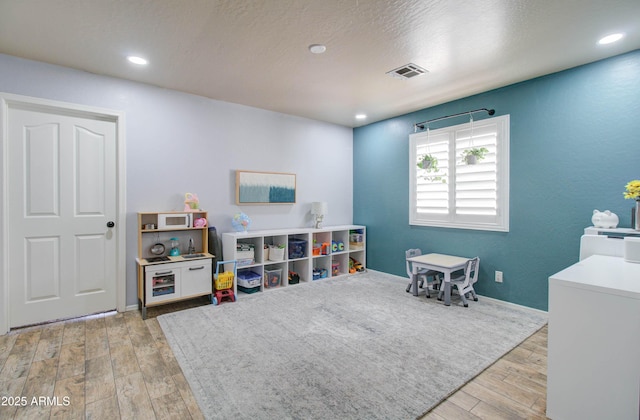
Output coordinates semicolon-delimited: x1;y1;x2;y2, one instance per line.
236;170;296;204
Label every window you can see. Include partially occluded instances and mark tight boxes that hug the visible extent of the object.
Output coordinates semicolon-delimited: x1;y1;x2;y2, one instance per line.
409;115;509;231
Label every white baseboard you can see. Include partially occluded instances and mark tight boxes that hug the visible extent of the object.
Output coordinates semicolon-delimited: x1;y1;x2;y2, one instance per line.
476;294;548;317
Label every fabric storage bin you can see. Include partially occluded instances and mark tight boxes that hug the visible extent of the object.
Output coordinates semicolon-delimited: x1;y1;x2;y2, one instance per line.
268;245;285;261
237;270;261;288
288;239;307;259
264;268;282;288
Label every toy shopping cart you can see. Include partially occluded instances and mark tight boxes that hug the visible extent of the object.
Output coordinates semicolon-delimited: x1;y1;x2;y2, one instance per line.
213;260;237;305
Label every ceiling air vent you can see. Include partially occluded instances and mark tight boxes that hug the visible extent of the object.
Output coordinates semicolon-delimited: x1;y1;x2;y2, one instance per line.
386;63;428;80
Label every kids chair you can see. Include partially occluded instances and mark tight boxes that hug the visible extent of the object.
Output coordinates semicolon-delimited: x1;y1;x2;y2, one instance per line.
405;249;441;298
438;257;479;307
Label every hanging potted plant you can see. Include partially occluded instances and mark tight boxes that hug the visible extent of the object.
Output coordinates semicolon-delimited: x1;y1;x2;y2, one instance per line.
461;147;488;165
417;154;445;182
417;154;438;171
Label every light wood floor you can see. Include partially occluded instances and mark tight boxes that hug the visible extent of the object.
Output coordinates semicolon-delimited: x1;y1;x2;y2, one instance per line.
1;298;548;419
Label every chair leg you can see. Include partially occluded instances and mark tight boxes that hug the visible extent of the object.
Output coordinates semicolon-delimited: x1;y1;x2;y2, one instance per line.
457;286;469;307
470;289;478;301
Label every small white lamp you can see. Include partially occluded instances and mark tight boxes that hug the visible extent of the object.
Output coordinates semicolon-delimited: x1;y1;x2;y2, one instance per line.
311;202;328;229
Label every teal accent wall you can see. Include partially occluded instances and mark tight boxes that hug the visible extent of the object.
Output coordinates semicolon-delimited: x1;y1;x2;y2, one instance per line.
353;50;640;311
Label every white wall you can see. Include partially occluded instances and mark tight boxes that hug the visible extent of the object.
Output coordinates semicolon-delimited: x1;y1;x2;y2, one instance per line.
0;53;353;306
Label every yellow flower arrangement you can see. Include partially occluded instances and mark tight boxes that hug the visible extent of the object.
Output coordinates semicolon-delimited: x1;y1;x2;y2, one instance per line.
624;180;640;200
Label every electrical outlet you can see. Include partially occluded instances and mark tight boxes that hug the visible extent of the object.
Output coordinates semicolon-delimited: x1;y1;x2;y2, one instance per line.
495;271;503;283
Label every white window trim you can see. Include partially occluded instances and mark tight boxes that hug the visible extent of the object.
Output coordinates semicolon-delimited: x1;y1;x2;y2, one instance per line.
409;114;510;232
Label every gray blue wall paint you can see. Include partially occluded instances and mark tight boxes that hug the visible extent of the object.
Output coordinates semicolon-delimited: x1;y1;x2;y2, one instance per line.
354;50;640;311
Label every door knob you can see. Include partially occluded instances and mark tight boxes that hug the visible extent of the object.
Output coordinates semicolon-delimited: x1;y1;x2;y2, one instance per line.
107;221;115;228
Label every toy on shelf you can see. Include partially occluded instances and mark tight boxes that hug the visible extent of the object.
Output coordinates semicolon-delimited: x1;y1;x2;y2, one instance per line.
169;237;180;256
350;257;365;272
193;217;207;228
232;212;251;233
213;260;236;305
331;240;344;252
184;192;200;211
288;270;300;284
332;261;340;276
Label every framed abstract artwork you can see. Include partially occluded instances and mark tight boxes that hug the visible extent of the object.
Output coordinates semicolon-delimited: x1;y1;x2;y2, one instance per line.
236;170;296;204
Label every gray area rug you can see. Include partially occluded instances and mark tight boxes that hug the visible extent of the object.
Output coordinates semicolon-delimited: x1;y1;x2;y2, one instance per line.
158;270;547;420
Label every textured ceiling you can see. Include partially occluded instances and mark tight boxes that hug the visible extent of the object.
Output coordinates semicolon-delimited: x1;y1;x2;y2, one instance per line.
0;0;639;127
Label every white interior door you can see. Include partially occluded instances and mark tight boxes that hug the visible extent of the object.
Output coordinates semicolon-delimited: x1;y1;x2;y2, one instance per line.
7;104;118;328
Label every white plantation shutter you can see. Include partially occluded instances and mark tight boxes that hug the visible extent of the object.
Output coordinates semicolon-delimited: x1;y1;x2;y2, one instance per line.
415;131;449;216
410;115;509;231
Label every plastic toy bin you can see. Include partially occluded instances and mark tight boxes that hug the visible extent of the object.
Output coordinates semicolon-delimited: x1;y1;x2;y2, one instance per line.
264;268;282;288
288;239;307;259
237;270;261;288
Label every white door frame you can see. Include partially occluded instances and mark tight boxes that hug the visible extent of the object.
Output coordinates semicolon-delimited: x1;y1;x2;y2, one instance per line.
0;93;127;335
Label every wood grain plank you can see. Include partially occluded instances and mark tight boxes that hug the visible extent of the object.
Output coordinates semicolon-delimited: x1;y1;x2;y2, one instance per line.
150;390;192;419
474;370;539;408
85;395;120;420
430;400;482;420
56;343;85;380
0;333;18;369
172;372;205;420
447;390;480;411
109;342;139;379
461;381;542;419
85;355;115;404
114;372;155;419
85;328;109;361
50;374;84;419
61;321;85;346
138;351;176;400
105;314;130;348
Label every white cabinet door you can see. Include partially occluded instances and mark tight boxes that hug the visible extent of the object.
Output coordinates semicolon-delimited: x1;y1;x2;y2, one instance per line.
181;260;212;297
145;265;181;304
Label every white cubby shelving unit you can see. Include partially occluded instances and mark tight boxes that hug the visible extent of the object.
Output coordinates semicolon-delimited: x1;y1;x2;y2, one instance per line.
222;225;366;298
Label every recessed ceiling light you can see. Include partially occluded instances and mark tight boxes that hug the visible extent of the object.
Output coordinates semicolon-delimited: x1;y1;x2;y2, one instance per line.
598;33;624;45
355;114;367;120
127;55;148;65
308;44;326;54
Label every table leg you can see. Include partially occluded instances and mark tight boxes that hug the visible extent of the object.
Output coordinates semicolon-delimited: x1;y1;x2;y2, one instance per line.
412;267;419;296
444;271;451;306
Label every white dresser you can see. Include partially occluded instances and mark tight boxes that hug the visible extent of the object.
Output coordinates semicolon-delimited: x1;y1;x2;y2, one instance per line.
547;254;640;420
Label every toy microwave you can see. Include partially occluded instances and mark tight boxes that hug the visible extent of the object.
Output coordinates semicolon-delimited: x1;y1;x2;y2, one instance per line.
157;213;191;229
